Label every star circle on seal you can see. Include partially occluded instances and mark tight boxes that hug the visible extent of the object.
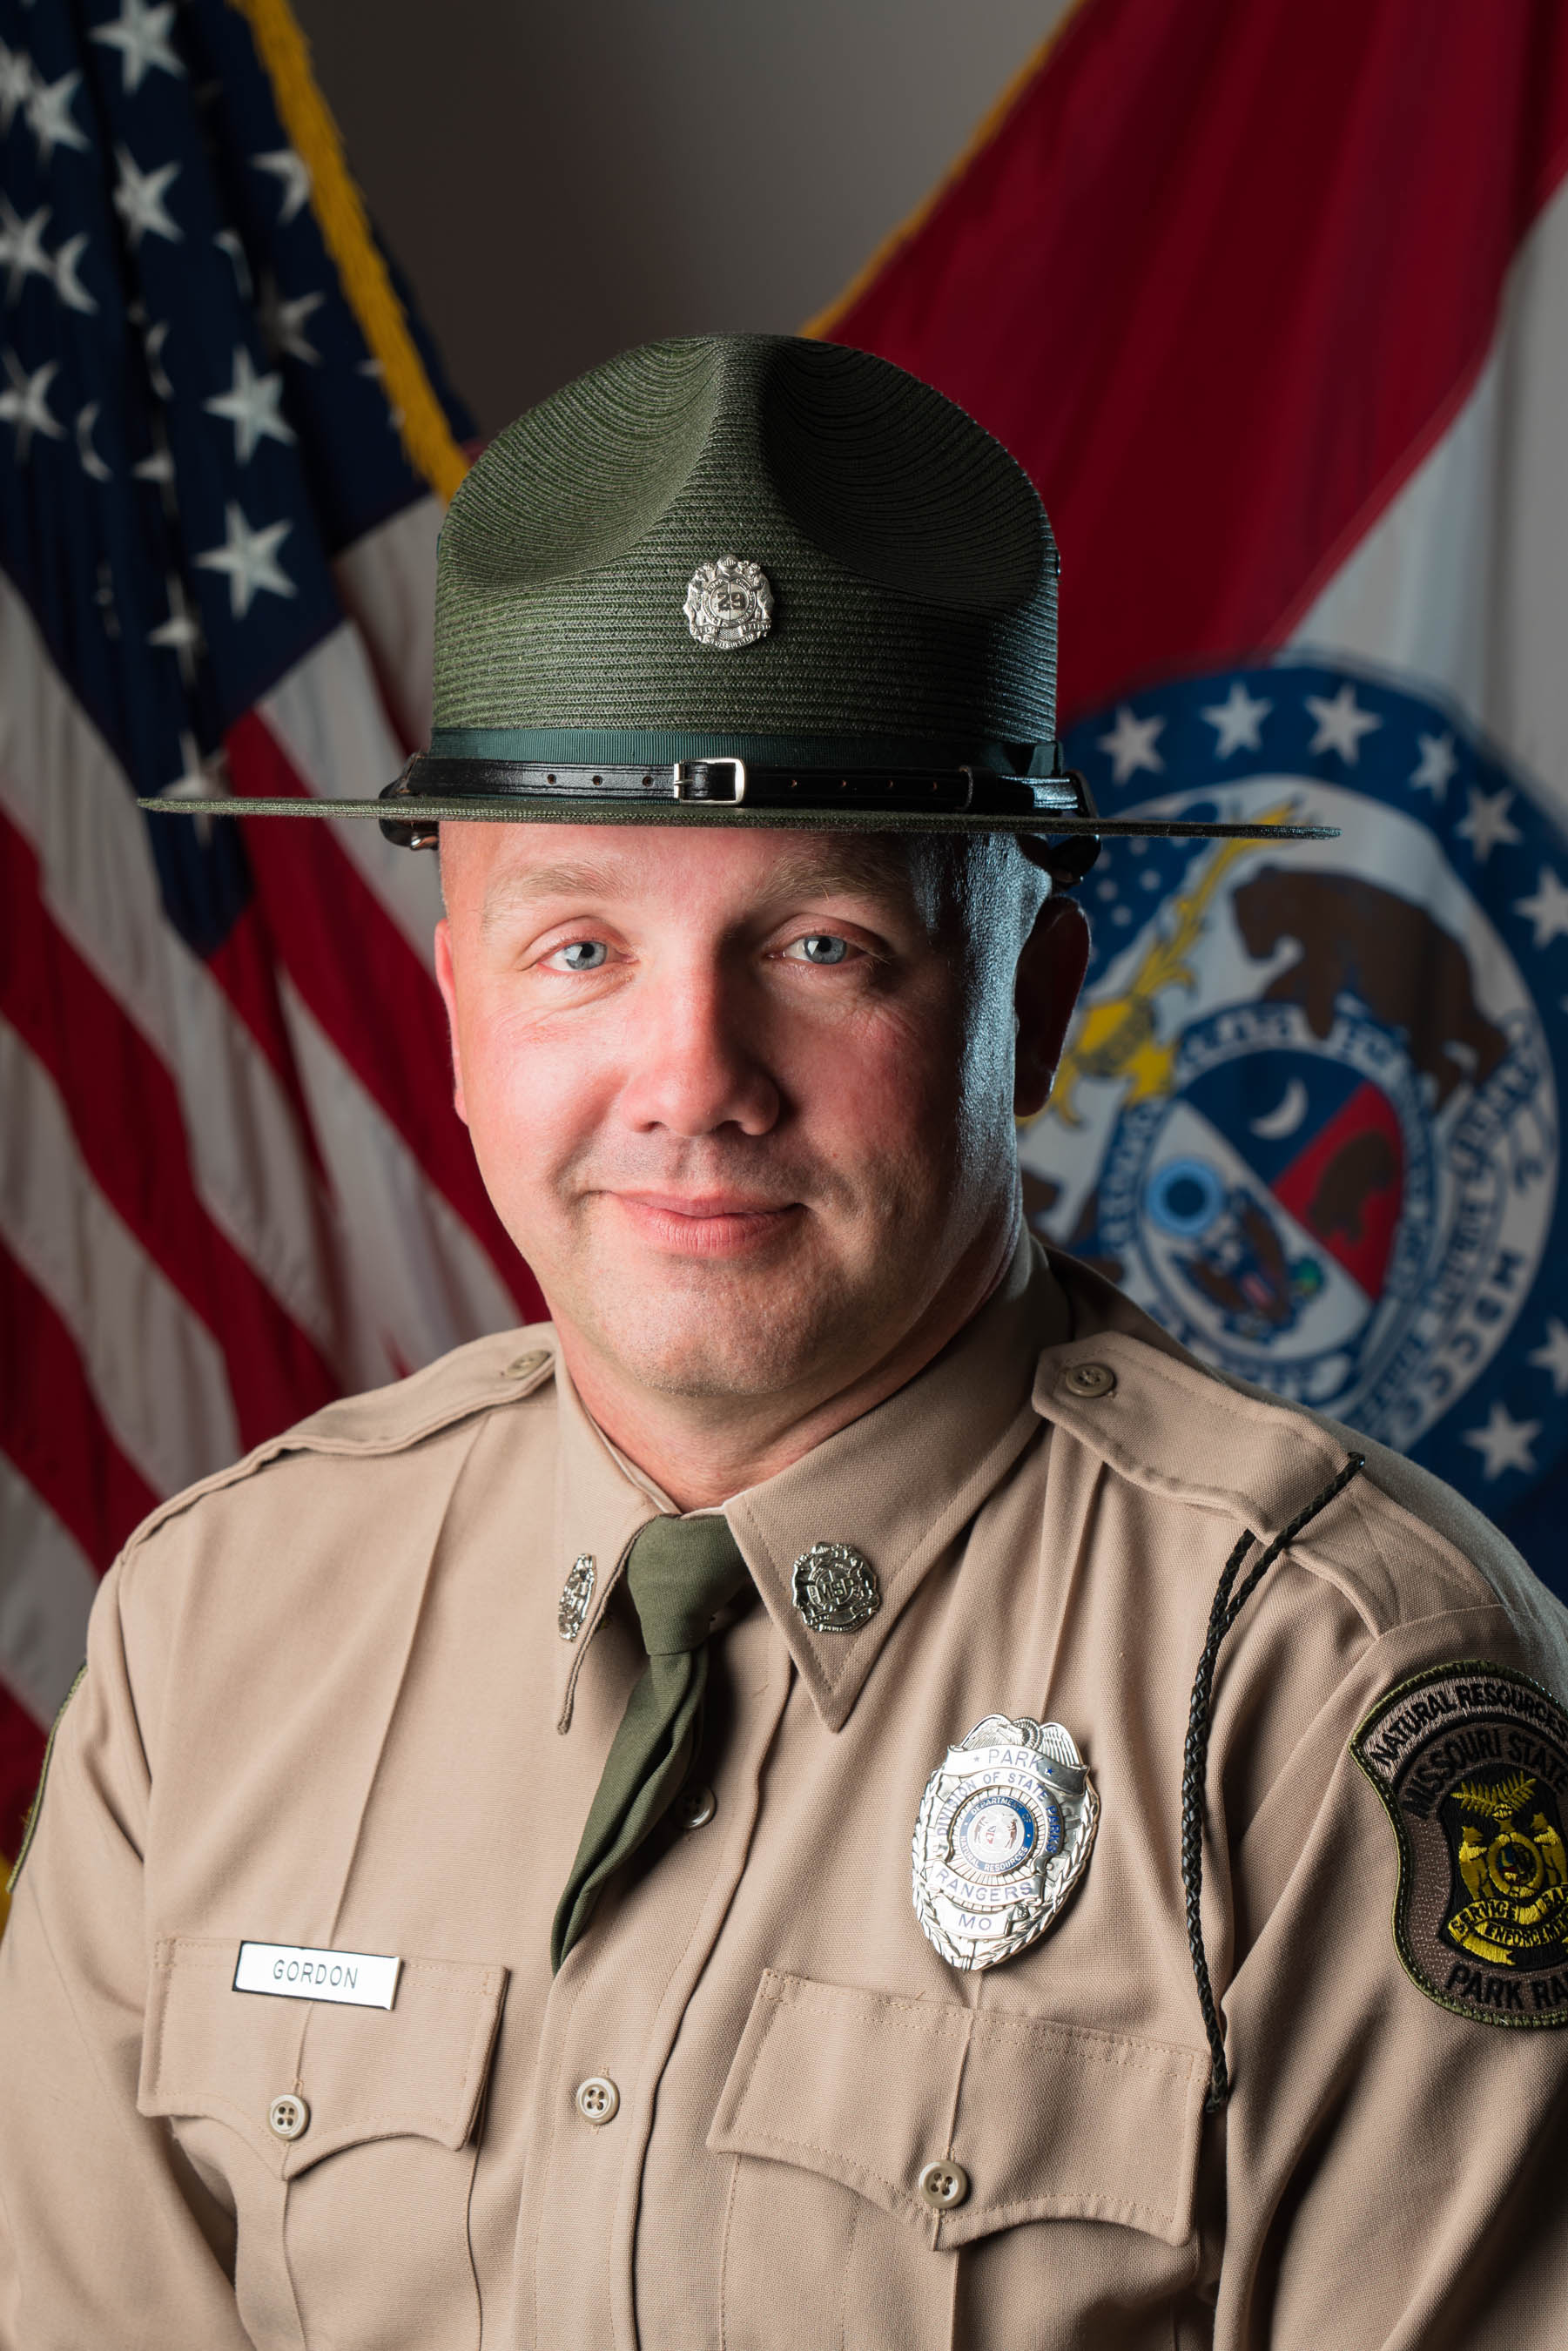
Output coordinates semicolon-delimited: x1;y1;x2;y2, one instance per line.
791;1540;879;1634
683;555;774;650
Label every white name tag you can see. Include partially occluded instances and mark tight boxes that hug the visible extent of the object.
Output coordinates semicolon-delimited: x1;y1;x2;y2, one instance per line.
233;1942;402;2009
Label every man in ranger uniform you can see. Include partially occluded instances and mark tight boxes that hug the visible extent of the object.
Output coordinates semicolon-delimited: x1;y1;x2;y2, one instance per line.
3;335;1568;2350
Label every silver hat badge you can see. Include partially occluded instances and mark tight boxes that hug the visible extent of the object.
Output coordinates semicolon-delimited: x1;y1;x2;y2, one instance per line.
683;555;773;649
912;1714;1099;1972
791;1540;880;1634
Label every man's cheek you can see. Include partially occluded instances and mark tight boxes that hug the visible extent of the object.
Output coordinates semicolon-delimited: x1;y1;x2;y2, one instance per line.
468;1020;596;1136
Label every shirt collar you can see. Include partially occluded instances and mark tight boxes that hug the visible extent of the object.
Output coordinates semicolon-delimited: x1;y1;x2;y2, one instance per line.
548;1230;1067;1733
552;1363;664;1733
726;1231;1066;1729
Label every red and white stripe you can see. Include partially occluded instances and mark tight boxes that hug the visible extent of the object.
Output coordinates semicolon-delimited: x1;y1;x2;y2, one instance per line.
0;501;542;1854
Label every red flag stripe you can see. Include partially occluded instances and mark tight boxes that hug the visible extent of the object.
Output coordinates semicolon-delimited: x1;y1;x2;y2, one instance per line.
227;711;544;1321
0;1243;159;1573
202;901;331;1189
824;0;1568;723
0;814;340;1451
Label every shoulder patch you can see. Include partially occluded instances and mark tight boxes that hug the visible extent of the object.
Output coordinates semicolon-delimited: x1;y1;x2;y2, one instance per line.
1353;1661;1568;2028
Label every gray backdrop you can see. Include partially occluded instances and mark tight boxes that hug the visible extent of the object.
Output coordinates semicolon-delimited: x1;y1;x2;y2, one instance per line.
291;0;1073;434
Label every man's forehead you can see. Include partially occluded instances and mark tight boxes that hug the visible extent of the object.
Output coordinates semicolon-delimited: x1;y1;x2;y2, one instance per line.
446;824;932;931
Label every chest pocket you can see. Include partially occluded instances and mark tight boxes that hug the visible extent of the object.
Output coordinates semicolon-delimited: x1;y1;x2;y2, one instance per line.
138;1936;507;2351
708;1970;1207;2351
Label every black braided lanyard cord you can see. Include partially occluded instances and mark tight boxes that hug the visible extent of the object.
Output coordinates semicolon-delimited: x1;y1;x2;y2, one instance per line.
1180;1453;1365;2112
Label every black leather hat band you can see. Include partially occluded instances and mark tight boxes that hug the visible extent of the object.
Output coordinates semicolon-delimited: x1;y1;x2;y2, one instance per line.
380;754;1083;829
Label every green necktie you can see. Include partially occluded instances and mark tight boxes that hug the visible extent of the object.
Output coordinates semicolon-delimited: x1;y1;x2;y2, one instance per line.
551;1513;750;1971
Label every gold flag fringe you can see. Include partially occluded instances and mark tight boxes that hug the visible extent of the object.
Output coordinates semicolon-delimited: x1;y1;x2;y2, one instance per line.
229;0;469;502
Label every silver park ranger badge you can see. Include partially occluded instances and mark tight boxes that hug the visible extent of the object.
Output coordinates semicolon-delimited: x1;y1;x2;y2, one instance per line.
683;555;773;649
912;1714;1099;1972
1352;1660;1568;2028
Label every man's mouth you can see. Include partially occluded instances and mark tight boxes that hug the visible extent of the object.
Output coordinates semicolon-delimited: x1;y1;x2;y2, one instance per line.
606;1191;804;1258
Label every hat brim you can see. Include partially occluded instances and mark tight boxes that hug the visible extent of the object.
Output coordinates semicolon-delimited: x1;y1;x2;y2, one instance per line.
138;796;1336;841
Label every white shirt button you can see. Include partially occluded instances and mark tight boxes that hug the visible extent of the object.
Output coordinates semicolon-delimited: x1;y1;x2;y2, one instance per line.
268;2093;310;2141
575;2076;620;2125
917;2158;969;2211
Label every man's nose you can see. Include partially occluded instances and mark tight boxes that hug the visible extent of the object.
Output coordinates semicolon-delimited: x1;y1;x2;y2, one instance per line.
618;964;780;1138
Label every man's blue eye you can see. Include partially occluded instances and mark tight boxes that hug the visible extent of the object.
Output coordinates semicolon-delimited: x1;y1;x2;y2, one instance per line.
559;941;608;971
795;935;849;965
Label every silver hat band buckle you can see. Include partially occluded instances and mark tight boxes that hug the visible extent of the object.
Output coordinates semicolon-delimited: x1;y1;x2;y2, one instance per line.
672;758;748;805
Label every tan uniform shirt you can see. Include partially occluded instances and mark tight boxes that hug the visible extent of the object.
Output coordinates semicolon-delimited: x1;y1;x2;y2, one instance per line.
3;1237;1568;2349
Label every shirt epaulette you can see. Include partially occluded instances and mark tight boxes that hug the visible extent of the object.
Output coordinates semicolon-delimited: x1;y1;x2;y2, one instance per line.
1043;1256;1551;1646
116;1326;559;1559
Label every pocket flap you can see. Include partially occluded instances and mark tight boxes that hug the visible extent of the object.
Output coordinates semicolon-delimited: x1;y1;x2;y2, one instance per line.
138;1937;508;2179
709;1970;1206;2247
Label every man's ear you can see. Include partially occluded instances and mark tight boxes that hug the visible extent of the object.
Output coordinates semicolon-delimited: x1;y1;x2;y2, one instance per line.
433;917;469;1128
1013;893;1089;1118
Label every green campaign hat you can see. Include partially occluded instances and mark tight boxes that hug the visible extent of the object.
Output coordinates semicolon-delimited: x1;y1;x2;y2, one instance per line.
141;334;1329;871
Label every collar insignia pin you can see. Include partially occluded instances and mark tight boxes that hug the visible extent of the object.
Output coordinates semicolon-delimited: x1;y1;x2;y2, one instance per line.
558;1554;596;1641
683;555;773;649
791;1540;879;1634
912;1715;1099;1972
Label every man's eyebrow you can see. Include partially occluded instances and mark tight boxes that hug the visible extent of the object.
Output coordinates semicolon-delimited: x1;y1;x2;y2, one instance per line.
479;840;918;936
760;840;917;904
480;862;625;935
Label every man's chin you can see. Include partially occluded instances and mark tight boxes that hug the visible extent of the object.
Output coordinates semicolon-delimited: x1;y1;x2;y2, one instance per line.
571;1270;863;1404
593;1320;842;1403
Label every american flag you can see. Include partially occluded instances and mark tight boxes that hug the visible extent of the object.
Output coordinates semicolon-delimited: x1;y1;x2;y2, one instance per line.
0;0;541;1863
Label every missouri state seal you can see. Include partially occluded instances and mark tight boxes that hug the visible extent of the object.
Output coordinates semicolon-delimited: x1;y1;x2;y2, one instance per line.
1023;663;1568;1533
1352;1661;1568;2026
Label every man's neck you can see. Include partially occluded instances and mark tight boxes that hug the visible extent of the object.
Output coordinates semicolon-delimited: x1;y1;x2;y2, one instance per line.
555;1213;1021;1510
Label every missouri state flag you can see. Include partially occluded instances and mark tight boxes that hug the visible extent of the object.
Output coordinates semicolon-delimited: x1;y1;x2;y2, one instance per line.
819;0;1568;1589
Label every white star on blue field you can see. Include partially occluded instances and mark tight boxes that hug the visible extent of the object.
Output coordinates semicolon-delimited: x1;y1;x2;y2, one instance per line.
0;0;474;953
